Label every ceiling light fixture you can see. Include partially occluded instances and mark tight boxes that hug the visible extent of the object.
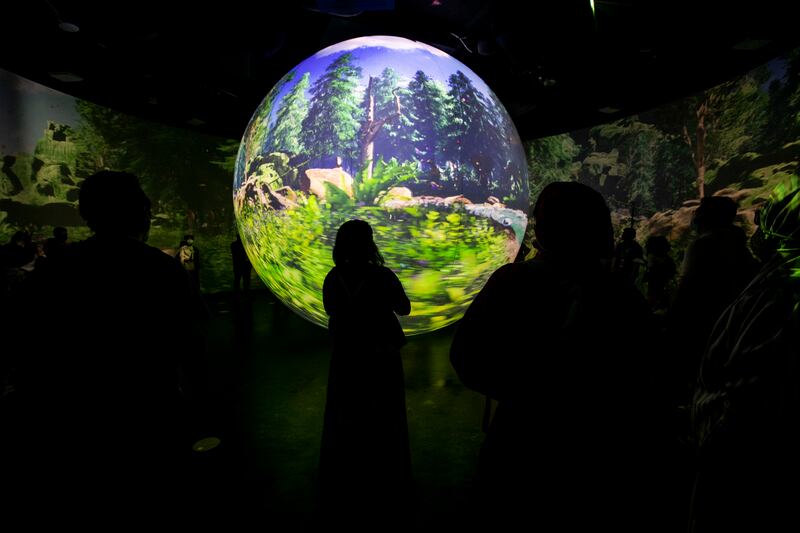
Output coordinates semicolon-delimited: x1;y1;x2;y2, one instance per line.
49;71;83;83
58;21;80;33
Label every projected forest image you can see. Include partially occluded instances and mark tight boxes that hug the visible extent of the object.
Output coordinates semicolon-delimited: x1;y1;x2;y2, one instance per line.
527;48;800;262
234;36;529;334
0;69;240;293
3;43;800;318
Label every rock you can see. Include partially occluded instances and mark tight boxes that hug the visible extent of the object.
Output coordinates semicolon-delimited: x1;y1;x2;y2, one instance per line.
268;186;298;210
486;196;506;208
377;186;413;205
443;194;472;206
301;168;353;200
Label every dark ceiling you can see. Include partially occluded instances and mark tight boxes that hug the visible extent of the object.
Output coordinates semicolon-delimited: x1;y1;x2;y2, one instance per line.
3;1;800;141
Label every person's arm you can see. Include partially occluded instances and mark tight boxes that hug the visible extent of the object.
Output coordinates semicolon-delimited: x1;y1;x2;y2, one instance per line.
385;267;411;316
322;268;340;316
450;264;515;399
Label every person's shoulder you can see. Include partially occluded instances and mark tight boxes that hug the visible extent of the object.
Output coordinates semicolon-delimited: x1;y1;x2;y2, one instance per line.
378;264;400;277
324;265;339;282
138;241;186;271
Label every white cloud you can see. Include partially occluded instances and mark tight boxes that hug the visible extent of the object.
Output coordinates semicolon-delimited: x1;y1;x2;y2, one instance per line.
313;35;451;59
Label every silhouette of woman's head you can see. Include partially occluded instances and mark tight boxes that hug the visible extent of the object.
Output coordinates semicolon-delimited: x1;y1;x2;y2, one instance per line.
646;235;671;256
79;171;151;239
692;196;737;232
621;227;637;242
532;181;613;261
333;219;384;266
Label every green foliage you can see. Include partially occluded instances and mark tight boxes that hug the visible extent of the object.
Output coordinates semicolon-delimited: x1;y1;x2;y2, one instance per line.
267;72;310;155
74;99;235;227
653;136;695;208
367;67;416;163
443;71;500;191
247;71;296;165
406;71;448;175
301;53;363;165
353;157;418;205
0;211;13;243
211;139;241;174
765;49;800;147
589;118;662;213
526;134;580;203
236;198;511;335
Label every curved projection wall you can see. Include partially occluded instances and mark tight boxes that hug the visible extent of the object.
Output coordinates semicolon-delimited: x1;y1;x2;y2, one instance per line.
3;45;800;305
0;68;240;293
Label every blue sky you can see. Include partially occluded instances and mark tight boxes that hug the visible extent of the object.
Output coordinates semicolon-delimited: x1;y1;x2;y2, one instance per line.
264;35;497;126
0;68;79;155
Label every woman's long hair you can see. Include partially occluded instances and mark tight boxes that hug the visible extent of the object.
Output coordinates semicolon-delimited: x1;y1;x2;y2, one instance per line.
332;219;384;266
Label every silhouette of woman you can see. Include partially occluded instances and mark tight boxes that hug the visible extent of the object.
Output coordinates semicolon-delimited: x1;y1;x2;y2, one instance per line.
450;182;671;531
318;219;412;527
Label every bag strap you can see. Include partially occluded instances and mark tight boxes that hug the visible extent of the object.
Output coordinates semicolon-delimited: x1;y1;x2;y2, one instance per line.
337;270;366;303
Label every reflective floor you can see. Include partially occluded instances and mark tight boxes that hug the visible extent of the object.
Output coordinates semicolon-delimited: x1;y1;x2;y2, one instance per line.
197;289;487;529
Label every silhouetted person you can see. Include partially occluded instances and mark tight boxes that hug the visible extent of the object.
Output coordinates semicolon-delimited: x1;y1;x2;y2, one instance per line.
668;196;759;404
612;226;645;285
644;234;676;313
1;230;35;291
230;233;251;293
318;219;412;530
450;181;672;532
690;188;800;533
176;233;200;290
43;226;69;263
7;171;206;519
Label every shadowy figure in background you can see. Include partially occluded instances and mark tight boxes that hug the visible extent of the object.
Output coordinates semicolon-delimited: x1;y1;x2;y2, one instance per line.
43;226;69;263
1;230;35;293
643;234;676;314
7;171;208;519
668;196;759;405
177;233;201;290
231;233;251;294
318;219;412;530
690;188;800;533
450;182;672;532
612;226;645;285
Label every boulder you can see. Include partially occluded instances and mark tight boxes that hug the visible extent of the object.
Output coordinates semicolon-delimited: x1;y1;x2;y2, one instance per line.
301;168;354;200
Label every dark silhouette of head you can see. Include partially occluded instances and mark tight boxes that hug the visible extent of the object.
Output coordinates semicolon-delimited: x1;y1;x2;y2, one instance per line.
621;227;637;242
10;230;30;247
79;170;151;240
645;235;671;256
53;226;68;242
532;181;613;261
332;219;384;266
693;196;738;232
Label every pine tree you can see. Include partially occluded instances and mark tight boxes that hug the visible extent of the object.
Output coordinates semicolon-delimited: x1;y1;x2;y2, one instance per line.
300;53;362;168
406;70;447;177
267;72;310;155
442;71;497;192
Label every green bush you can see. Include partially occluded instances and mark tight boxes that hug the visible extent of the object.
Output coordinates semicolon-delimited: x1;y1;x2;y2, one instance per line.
237;196;512;335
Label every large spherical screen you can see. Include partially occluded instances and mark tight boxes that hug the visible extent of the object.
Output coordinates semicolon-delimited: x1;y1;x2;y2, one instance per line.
234;36;528;334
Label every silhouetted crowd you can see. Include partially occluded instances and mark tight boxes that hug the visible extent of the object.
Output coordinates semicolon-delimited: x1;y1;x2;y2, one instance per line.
2;173;798;532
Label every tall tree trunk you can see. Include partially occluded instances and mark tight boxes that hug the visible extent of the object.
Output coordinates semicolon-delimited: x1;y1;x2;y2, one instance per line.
696;100;707;198
361;77;377;181
359;77;402;182
683;99;708;199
